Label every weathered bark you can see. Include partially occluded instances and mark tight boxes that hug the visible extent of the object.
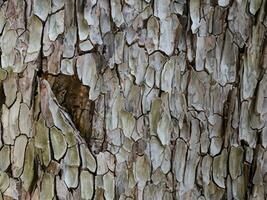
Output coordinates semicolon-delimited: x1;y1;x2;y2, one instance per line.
0;0;266;199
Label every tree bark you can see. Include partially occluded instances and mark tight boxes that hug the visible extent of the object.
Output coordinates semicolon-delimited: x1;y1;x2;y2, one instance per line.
0;0;266;199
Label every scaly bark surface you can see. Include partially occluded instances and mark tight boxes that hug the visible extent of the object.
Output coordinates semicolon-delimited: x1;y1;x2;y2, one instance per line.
0;0;266;199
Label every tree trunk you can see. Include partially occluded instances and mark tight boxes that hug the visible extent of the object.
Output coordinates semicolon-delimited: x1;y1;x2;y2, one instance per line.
0;0;266;199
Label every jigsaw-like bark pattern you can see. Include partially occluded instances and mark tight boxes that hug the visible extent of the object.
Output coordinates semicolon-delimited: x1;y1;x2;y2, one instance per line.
0;0;266;199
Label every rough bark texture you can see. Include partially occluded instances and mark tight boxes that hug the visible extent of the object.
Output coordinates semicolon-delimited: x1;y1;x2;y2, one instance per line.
0;0;266;199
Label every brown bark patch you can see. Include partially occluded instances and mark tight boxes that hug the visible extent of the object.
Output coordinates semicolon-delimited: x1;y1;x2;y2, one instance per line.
47;74;94;143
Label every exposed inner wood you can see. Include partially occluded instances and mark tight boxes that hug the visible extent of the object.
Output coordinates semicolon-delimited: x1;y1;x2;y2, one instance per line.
47;74;95;143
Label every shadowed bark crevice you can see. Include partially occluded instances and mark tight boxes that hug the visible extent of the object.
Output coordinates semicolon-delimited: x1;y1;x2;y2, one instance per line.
47;74;95;144
0;82;5;115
